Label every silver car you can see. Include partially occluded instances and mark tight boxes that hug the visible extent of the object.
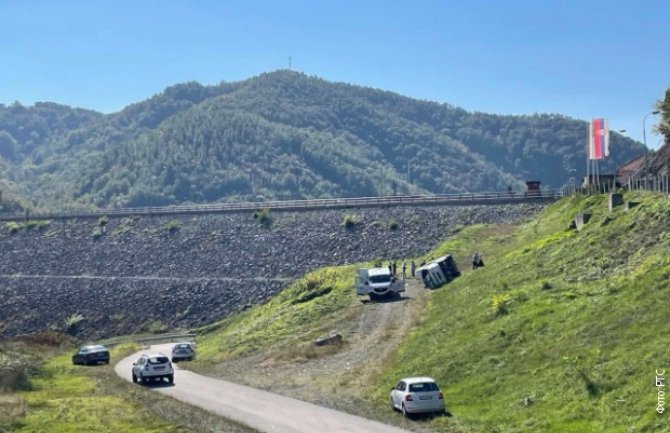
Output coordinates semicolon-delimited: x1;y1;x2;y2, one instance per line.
390;377;445;417
131;353;174;384
171;342;196;362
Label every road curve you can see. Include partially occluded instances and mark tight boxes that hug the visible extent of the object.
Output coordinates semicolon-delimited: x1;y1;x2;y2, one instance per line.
115;343;413;433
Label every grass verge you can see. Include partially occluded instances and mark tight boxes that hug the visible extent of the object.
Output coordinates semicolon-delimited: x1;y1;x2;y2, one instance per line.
2;342;258;433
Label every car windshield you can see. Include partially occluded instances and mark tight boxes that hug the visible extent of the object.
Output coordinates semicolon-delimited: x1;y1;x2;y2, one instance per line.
409;382;439;392
370;275;391;283
148;356;169;364
174;344;192;350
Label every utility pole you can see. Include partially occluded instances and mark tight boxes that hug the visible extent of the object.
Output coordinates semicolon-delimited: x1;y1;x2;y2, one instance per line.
643;110;660;190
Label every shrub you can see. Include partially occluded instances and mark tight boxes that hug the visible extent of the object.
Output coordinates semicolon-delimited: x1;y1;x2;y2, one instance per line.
165;219;181;232
492;294;512;316
146;320;167;333
92;227;103;239
97;215;109;227
26;220;51;231
342;214;359;229
5;222;23;234
64;313;85;335
253;208;272;227
112;217;134;236
540;280;552;290
388;219;399;231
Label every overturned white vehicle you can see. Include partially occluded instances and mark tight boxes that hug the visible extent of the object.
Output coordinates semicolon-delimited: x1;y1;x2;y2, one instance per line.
355;267;405;301
417;255;460;289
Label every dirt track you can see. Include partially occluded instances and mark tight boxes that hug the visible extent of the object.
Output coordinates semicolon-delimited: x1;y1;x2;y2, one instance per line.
197;278;436;430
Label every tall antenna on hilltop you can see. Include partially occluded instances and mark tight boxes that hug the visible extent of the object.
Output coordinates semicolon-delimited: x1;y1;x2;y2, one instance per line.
288;56;292;71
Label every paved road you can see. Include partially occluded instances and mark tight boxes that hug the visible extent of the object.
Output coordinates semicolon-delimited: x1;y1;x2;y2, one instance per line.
115;344;413;433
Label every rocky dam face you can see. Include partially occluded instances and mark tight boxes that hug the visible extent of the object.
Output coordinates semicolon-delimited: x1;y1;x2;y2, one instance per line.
0;204;544;339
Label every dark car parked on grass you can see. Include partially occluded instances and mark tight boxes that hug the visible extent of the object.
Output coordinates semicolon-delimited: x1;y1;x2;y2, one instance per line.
72;345;110;365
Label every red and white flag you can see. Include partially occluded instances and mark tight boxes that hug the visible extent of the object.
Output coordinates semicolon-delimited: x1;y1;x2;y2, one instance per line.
589;118;609;160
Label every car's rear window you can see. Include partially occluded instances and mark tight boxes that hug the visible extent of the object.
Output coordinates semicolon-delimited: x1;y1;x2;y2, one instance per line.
409;382;439;392
80;345;106;353
175;344;192;349
148;356;169;364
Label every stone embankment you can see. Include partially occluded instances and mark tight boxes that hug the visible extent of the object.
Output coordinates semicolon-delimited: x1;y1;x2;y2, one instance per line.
0;205;543;338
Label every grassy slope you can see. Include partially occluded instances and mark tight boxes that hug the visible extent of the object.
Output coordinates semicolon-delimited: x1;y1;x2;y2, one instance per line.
194;264;361;363
377;192;670;433
3;343;259;433
6;344;177;433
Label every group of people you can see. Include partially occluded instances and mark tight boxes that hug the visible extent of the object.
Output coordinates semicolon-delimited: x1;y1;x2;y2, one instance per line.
383;253;485;278
387;259;417;279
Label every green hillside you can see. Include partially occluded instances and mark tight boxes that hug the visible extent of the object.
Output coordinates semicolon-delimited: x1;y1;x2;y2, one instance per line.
191;192;670;432
377;193;670;432
0;71;643;210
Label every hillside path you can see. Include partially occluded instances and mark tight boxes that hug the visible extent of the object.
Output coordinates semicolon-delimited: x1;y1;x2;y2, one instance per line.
115;343;413;433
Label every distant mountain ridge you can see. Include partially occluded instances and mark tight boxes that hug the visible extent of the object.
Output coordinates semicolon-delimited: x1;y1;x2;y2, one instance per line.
0;70;644;210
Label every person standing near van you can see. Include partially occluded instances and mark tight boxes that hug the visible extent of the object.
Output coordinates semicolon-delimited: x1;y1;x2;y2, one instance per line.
401;259;407;279
410;260;416;278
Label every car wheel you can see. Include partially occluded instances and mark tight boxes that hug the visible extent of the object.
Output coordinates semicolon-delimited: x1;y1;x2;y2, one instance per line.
167;374;174;384
402;403;409;418
390;397;396;411
132;372;138;383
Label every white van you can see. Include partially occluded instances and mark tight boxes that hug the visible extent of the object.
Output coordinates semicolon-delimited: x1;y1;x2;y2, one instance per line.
355;267;405;300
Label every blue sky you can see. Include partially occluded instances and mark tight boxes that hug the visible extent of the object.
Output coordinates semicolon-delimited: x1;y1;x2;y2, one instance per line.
0;0;667;147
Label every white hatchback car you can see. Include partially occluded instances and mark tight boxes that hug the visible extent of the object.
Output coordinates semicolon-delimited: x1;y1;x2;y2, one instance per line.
390;377;445;417
131;353;174;384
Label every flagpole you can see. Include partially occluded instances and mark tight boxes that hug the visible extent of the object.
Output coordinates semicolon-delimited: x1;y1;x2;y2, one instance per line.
587;121;591;194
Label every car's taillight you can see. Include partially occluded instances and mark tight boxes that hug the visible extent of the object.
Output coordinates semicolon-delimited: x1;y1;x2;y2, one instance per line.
405;394;413;401
439;392;444;400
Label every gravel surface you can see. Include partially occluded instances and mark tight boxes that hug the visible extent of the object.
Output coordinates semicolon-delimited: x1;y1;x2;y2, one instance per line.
0;204;543;338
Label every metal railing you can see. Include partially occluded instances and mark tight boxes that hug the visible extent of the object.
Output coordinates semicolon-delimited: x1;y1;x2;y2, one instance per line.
625;174;670;194
0;190;561;222
561;175;670;196
98;333;197;348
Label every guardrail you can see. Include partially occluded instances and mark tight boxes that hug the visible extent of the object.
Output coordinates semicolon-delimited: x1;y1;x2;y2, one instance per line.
99;333;197;348
0;191;561;222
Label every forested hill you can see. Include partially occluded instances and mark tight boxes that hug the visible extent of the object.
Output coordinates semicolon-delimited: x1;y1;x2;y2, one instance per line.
0;70;643;210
